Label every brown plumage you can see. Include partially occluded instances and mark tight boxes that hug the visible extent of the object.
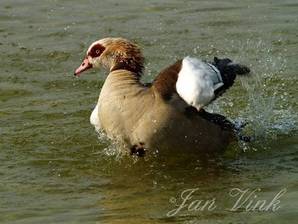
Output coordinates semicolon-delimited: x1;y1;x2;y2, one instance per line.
74;37;239;155
153;60;182;100
98;38;144;77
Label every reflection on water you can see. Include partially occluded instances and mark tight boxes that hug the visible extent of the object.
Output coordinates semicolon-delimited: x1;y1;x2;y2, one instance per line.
0;0;297;223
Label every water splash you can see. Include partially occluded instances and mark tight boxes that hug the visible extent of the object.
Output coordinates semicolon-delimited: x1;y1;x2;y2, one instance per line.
235;40;296;150
92;130;125;159
203;38;296;152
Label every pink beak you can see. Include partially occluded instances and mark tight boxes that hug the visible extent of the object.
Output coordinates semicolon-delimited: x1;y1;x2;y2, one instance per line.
74;58;92;76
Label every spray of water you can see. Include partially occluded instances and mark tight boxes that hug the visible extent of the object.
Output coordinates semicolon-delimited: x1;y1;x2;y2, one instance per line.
197;38;296;151
239;40;296;140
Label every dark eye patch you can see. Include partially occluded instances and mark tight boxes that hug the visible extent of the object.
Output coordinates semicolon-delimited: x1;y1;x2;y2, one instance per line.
88;44;105;58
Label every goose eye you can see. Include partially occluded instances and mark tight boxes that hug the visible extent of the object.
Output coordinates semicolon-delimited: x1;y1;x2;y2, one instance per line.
88;43;105;58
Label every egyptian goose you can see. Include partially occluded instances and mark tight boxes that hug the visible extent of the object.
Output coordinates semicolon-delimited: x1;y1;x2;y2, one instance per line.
74;37;250;156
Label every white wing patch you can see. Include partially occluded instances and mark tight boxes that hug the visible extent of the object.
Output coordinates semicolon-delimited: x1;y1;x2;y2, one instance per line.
90;104;101;132
176;57;223;111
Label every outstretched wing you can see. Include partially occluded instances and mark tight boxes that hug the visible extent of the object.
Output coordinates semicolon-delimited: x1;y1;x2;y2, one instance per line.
152;57;248;111
175;57;224;111
211;56;251;101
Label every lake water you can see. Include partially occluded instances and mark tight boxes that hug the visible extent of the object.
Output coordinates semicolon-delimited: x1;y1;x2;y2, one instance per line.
0;0;297;223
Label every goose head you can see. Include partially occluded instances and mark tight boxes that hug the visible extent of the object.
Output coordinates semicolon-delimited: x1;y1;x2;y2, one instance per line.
74;37;144;77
